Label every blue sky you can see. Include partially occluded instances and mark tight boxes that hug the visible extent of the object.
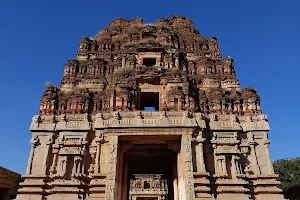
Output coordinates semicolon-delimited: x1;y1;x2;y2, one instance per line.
0;0;299;174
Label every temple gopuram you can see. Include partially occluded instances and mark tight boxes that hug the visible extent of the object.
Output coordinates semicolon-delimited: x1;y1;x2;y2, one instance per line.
16;15;284;200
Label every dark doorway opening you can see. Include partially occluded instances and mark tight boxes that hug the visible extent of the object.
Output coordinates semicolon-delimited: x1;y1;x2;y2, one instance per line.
143;58;156;66
140;92;159;111
127;145;177;200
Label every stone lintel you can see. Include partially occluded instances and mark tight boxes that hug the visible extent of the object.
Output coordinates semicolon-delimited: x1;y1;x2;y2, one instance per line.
102;127;195;136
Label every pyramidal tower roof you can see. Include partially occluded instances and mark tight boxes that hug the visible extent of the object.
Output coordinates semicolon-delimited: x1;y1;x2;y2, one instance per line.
40;15;260;116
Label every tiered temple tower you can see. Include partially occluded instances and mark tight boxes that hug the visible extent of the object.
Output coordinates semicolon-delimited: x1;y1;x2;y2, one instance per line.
16;15;284;200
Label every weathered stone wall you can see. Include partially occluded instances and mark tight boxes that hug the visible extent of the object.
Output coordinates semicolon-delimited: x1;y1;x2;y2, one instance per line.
15;112;284;200
0;166;21;200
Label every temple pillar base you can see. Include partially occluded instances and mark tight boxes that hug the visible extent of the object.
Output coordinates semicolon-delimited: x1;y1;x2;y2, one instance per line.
249;175;285;200
215;178;251;200
86;173;106;200
216;193;250;200
45;177;87;200
194;172;214;200
16;176;48;200
254;194;285;200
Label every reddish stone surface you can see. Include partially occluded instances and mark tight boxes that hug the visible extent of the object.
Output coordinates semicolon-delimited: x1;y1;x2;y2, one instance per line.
40;15;261;116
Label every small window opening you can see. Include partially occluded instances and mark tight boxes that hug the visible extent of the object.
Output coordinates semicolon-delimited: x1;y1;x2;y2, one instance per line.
143;57;156;67
144;181;150;189
140;92;159;111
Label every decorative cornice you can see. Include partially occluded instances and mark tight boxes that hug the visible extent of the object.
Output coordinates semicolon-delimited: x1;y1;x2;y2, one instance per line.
29;113;270;132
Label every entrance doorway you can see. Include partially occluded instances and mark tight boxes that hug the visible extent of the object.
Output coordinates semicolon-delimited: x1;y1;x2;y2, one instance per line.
127;145;176;200
140;92;159;111
119;140;179;200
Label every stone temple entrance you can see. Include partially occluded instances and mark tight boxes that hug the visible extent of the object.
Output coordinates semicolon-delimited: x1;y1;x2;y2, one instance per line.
119;137;179;200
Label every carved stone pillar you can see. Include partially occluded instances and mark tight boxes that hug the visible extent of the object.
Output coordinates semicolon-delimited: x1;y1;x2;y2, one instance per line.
249;135;284;200
193;132;213;199
88;152;96;174
264;138;275;174
231;155;242;176
87;129;107;200
194;133;206;172
105;135;119;200
215;154;226;176
50;147;59;175
175;57;179;69
181;134;195;200
26;137;38;175
81;138;88;175
42;136;53;175
95;138;101;173
72;156;82;175
249;143;261;175
57;156;67;177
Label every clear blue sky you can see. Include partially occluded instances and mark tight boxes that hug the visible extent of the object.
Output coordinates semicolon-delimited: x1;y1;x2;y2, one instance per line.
0;0;299;174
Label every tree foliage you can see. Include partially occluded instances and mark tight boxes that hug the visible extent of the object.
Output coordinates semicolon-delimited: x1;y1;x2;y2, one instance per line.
273;157;300;193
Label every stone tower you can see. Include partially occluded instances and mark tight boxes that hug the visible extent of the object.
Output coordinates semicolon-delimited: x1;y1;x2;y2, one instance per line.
16;15;284;200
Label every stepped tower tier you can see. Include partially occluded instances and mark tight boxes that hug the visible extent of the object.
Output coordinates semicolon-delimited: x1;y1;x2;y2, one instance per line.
17;15;284;200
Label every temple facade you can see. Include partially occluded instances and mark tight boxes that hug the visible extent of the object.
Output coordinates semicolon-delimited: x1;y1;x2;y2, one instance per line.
16;15;284;200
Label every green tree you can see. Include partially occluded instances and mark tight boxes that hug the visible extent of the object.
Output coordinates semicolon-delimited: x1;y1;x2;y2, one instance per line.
274;158;300;194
